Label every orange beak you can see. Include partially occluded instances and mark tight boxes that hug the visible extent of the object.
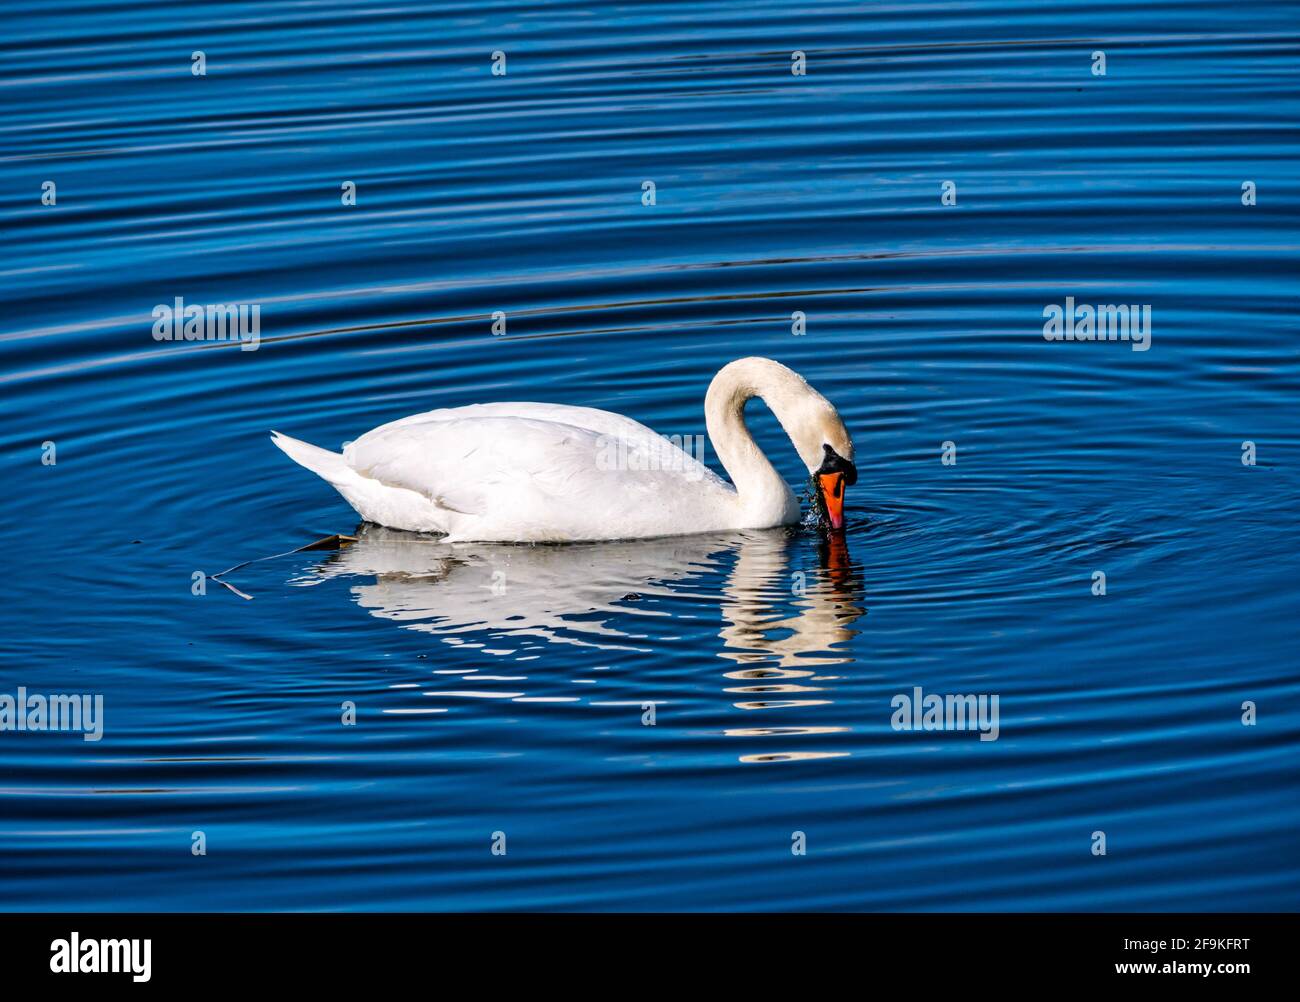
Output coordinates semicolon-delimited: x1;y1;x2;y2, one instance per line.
818;472;847;531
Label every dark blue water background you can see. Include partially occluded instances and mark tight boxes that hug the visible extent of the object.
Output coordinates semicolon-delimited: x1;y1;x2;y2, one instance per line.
1;1;1298;909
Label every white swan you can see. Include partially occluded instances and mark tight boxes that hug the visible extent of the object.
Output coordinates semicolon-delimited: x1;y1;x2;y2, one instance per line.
270;356;857;542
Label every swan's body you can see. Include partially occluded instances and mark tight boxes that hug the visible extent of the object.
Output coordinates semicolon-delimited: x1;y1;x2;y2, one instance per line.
271;357;855;543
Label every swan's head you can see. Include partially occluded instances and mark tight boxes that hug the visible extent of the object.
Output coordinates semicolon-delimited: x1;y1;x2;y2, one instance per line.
795;405;856;532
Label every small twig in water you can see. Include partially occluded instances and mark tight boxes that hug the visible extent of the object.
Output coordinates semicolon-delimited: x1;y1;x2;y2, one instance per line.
210;533;357;600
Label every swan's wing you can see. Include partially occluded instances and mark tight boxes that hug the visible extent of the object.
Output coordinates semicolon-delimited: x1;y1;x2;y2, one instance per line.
364;402;706;467
343;410;729;540
348;403;721;495
345;416;592;514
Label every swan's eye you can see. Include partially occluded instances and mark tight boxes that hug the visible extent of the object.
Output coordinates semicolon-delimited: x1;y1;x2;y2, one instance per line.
818;443;857;486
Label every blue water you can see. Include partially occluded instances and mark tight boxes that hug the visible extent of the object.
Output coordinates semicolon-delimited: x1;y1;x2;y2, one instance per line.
2;1;1298;911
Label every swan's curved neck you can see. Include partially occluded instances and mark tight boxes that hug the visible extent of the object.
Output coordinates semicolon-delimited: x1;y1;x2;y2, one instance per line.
704;360;808;522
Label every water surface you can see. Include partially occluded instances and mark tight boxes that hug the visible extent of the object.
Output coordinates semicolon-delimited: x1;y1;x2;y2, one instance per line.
1;0;1298;910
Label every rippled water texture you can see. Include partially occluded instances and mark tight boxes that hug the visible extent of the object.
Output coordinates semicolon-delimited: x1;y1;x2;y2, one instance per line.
1;1;1298;910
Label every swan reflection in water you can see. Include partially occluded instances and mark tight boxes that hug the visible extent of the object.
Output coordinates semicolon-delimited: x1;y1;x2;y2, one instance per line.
294;524;866;762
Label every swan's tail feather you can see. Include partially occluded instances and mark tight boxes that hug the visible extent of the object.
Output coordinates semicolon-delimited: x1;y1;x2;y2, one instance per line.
271;430;453;535
270;430;355;488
